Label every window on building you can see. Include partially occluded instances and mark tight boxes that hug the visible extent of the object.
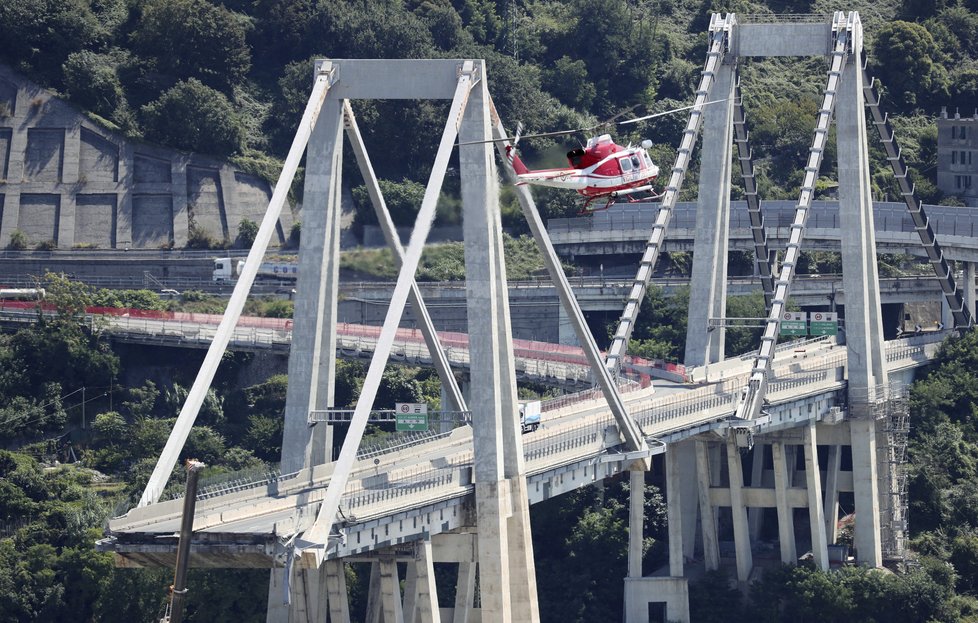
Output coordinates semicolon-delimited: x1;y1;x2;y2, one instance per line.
968;176;973;189
953;126;957;139
963;126;969;140
954;151;958;164
957;175;963;189
970;152;974;165
962;151;968;164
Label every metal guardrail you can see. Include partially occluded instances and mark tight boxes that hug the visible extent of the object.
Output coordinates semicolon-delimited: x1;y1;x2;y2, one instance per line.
356;429;455;461
0;248;259;260
309;409;472;425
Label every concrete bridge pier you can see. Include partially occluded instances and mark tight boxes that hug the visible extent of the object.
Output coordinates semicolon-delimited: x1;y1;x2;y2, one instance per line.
460;67;540;623
748;443;766;542
824;444;843;544
624;464;690;623
695;440;721;572
803;424;830;571
266;560;350;623
771;441;797;564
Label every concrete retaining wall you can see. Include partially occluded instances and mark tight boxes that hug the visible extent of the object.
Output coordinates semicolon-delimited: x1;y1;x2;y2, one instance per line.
0;64;292;250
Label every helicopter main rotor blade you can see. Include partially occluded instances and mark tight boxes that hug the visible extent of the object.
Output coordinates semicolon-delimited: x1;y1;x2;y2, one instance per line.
457;127;581;146
457;105;638;146
618;98;732;125
455;100;731;146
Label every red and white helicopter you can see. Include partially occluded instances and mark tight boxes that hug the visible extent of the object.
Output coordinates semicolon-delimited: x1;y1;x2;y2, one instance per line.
487;100;726;213
507;132;659;213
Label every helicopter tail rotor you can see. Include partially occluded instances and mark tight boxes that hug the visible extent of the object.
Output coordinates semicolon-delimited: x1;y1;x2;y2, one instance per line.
508;121;524;163
505;122;529;175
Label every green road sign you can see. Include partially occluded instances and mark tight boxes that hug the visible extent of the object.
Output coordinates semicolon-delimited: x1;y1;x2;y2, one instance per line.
810;311;839;336
780;311;807;337
395;403;429;432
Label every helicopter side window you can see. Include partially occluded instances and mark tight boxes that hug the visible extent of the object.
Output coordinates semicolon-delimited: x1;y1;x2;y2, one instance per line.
619;157;633;172
567;147;585;168
631;155;641;169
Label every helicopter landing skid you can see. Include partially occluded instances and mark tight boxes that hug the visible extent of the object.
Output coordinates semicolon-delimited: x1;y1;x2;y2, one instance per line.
577;190;663;215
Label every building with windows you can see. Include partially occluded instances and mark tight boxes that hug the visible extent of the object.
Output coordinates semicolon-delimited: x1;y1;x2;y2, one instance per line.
937;107;978;206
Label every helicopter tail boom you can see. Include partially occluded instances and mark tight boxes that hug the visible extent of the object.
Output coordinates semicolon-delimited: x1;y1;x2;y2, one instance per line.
505;145;530;176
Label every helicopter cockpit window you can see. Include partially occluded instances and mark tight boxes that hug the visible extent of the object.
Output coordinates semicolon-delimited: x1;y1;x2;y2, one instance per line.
631;155;641;169
567;147;585;168
619;157;633;172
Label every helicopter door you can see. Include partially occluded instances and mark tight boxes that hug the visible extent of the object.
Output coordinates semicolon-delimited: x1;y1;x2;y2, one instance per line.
618;157;633;173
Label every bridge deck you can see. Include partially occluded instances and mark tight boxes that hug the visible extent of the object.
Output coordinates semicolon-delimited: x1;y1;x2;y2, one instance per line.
99;332;944;568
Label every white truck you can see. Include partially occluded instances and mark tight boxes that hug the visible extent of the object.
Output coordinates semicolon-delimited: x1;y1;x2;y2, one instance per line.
519;400;542;434
212;258;298;283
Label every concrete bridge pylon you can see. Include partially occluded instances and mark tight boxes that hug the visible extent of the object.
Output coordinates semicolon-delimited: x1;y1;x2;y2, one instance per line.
621;10;973;622
276;59;541;622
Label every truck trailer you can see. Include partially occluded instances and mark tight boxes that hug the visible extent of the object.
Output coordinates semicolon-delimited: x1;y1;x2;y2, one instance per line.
212;258;298;283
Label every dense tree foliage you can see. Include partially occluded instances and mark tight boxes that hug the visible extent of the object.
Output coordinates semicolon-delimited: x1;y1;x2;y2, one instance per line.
130;0;251;93
141;79;245;156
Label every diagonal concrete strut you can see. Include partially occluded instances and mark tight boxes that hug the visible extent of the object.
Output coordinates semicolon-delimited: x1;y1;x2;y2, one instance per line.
138;63;336;507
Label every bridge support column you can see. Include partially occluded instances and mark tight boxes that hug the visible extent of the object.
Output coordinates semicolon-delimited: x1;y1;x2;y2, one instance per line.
966;262;977;321
365;562;382;623
771;441;797;564
506;474;539;619
726;437;753;582
665;451;685;577
684;61;736;366
624;456;691;623
380;554;405;623
824;444;842;544
850;417;882;566
325;560;352;623
695;441;720;570
628;468;645;578
675;441;699;561
452;562;476;623
748;443;765;541
280;89;343;473
461;69;539;623
265;567;328;623
453;563;476;623
803;425;829;571
406;539;441;623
